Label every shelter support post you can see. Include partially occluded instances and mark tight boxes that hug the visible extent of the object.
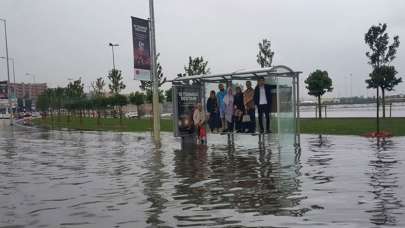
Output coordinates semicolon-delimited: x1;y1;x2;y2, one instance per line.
295;73;301;147
276;76;280;135
292;75;297;147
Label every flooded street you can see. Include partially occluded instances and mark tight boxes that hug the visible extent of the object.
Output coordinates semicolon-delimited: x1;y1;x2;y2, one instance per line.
300;103;405;118
1;124;405;227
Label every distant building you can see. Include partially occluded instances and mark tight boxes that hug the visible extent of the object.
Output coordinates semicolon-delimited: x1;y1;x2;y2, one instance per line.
10;83;47;100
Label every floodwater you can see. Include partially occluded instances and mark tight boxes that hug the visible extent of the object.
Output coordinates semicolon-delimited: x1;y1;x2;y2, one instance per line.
300;103;405;118
1;124;405;227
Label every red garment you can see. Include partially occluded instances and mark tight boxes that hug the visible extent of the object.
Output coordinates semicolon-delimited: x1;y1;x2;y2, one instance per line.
199;127;206;138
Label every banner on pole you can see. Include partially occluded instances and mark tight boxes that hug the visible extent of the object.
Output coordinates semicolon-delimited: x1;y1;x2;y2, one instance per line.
131;17;151;81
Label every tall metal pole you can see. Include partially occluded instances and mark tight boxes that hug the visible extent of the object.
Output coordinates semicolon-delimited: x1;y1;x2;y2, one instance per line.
1;18;12;125
0;57;14;92
108;43;119;71
150;0;160;142
11;58;15;85
111;46;116;70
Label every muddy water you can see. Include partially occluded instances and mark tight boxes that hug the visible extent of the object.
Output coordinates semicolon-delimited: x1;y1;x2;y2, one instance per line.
0;125;404;227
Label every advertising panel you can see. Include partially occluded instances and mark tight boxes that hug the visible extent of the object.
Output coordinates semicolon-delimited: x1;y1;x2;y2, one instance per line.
173;85;202;137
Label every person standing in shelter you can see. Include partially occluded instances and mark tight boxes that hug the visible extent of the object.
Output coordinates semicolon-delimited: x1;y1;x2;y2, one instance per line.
243;81;256;133
254;76;273;133
193;103;206;144
233;86;245;132
216;84;226;130
206;90;221;132
223;87;235;132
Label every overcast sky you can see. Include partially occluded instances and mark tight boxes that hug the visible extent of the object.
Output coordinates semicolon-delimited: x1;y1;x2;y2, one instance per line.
0;0;404;99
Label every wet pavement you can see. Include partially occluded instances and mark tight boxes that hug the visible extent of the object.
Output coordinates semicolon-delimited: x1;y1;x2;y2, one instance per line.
0;124;404;227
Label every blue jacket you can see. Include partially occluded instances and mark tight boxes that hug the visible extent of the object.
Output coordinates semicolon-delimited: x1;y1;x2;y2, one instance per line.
254;84;273;106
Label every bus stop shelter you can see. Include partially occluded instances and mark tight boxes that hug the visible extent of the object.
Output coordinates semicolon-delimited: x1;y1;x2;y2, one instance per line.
170;65;302;148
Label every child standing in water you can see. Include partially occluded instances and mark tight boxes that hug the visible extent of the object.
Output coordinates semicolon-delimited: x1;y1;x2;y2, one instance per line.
193;103;206;144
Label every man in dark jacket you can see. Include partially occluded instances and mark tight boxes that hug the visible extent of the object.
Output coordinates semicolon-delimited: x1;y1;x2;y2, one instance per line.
254;76;273;133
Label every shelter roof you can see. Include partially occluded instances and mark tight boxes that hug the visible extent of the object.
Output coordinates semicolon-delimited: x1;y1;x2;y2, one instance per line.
171;65;301;83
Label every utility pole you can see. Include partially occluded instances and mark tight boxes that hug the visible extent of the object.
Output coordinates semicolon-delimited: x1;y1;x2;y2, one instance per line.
149;0;160;143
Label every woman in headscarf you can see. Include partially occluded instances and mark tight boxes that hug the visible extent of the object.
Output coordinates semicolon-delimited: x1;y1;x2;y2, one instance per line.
206;90;221;132
223;87;234;132
233;86;245;132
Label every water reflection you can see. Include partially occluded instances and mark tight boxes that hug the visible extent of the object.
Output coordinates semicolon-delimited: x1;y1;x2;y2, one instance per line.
1;123;405;227
142;145;169;227
170;138;306;226
367;138;403;226
306;135;334;185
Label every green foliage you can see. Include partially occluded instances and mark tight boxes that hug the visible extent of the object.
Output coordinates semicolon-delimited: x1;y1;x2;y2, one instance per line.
178;56;210;77
91;77;105;97
257;38;274;68
366;65;402;90
66;78;84;98
36;91;50;112
165;87;173;102
305;70;333;97
305;70;333;119
300;118;405;136
108;69;126;94
365;23;401;119
129;91;145;106
113;94;128;107
146;89;164;103
139;53;166;91
365;23;400;68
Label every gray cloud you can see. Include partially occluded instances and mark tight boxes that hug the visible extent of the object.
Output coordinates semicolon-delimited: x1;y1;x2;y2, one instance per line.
1;0;404;99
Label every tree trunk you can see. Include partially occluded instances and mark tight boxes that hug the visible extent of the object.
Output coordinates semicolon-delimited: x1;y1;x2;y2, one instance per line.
97;110;101;127
119;106;123;127
381;87;386;118
50;110;54;128
376;87;380;133
318;96;322;119
57;109;61;123
80;110;83;128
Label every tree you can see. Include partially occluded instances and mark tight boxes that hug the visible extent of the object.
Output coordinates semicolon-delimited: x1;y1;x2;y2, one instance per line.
91;77;105;97
54;87;65;121
183;56;210;76
108;69;126;95
305;70;333;119
129;91;145;117
365;23;401;120
66;78;84;98
165;87;173;102
146;89;164;103
66;78;84;122
112;94;128;125
36;91;50;119
257;38;275;68
139;53;166;91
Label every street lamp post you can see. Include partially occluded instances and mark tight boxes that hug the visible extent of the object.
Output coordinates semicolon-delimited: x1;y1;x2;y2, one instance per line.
108;43;119;70
0;18;12;125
